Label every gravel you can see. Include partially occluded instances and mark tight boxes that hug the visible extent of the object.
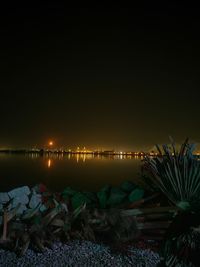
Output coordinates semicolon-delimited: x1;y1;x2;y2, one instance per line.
0;240;160;267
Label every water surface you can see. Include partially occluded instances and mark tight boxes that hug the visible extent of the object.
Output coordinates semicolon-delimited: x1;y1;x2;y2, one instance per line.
0;153;143;192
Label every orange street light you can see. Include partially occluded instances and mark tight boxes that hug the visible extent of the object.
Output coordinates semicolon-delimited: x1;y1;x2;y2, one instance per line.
49;141;53;146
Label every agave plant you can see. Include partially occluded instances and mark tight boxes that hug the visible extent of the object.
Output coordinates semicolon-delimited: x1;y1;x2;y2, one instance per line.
142;137;200;211
142;138;200;266
158;212;200;267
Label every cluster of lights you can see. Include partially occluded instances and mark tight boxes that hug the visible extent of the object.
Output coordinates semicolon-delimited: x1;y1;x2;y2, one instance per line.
45;139;159;157
76;147;93;153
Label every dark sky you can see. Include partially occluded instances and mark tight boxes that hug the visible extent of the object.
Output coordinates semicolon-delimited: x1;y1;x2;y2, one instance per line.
1;4;200;150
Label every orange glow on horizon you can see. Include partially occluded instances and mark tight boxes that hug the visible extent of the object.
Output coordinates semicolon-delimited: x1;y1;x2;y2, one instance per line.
49;141;53;146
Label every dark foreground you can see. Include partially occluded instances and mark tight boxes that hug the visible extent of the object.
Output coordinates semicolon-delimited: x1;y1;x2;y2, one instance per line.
0;240;160;267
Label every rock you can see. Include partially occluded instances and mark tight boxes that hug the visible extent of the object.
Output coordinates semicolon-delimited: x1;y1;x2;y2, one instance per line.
39;204;47;212
7;203;12;211
120;181;136;192
0;203;3;210
128;188;144;203
0;192;9;204
0;216;2;225
8;186;31;199
15;204;27;215
107;187;127;207
29;193;42;209
12;195;29;207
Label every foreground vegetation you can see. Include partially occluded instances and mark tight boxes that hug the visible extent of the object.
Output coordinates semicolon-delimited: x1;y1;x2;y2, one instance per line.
0;138;200;266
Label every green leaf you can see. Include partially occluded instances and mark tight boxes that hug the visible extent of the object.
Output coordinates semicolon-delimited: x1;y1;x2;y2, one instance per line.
63;222;71;232
128;188;144;203
84;192;97;204
97;185;111;208
120;181;136;193
107;187;127;207
71;192;92;209
33;215;42;225
62;187;77;199
72;203;86;219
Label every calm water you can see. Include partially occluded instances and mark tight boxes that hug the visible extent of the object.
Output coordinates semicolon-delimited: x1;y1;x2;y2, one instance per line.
0;153;143;192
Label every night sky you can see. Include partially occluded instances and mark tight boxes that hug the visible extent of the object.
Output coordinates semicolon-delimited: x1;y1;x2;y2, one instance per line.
1;4;200;150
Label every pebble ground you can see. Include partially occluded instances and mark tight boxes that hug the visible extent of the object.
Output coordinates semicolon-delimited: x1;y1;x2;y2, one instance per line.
0;240;160;267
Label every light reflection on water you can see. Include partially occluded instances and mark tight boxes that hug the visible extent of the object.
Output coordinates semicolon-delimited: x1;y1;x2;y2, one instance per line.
47;159;52;168
0;153;143;192
42;154;143;167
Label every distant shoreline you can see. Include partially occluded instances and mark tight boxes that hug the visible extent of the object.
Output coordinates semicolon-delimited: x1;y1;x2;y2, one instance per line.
1;149;199;158
0;149;146;157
